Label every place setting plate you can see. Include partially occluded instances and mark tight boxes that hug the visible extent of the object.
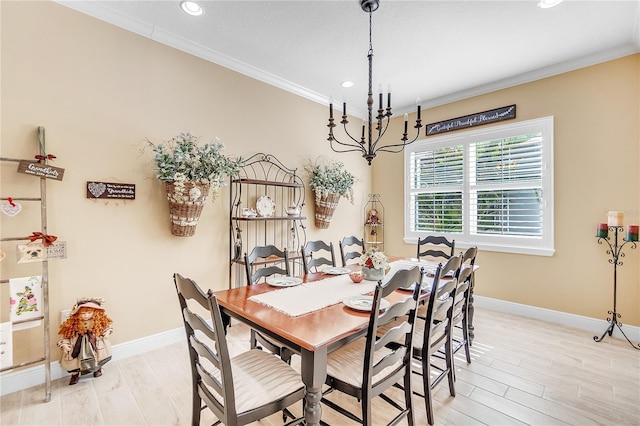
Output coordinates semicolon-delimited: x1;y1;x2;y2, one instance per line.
322;267;351;275
266;276;303;287
342;295;390;312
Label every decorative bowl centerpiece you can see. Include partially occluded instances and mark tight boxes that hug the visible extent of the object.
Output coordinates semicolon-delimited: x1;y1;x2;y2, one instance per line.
349;270;364;283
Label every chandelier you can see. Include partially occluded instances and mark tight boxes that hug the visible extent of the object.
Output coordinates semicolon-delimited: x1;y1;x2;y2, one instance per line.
327;0;423;166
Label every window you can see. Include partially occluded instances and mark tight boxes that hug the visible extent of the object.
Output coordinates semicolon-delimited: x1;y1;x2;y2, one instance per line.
405;116;554;256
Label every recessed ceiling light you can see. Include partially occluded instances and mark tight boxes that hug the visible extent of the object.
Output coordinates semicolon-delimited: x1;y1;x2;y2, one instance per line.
341;81;354;88
180;1;203;16
538;0;564;9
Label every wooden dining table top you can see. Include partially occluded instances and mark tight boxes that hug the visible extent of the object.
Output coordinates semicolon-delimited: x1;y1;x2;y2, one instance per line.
214;256;430;352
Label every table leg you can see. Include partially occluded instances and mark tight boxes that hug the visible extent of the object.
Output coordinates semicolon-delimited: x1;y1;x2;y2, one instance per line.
300;347;327;426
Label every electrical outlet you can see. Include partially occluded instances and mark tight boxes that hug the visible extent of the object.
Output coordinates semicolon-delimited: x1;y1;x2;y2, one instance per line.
61;309;71;324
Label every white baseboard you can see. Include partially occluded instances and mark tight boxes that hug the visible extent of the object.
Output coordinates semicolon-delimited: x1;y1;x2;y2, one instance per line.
474;295;640;342
2;298;639;396
0;326;185;396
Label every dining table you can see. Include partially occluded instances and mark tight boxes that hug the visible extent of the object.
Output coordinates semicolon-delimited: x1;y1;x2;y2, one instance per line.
214;256;453;425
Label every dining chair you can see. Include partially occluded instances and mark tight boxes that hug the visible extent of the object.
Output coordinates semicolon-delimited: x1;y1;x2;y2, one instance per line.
244;245;290;285
339;235;365;267
301;240;336;274
461;246;478;343
243;245;295;362
416;235;455;261
173;273;305;426
447;264;473;365
449;246;477;363
321;266;423;426
412;255;461;425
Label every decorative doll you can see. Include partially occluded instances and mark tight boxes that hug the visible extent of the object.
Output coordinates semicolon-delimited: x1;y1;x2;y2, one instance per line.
57;297;113;385
366;208;381;225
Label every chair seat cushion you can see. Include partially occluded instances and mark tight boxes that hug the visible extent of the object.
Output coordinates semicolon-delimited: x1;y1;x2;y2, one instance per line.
211;349;304;414
326;338;401;388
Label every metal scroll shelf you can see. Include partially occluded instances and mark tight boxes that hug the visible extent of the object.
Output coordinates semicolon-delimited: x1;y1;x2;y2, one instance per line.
229;153;307;288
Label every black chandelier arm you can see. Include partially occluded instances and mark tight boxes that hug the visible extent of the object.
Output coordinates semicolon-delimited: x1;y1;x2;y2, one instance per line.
327;133;368;154
327;140;369;154
328;118;368;147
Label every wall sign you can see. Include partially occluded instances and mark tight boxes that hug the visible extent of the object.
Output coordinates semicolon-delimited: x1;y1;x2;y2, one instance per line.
426;104;516;136
17;161;65;181
86;181;135;199
16;241;67;263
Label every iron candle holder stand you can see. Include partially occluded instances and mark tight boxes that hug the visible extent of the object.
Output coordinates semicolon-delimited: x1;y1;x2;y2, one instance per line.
594;225;639;350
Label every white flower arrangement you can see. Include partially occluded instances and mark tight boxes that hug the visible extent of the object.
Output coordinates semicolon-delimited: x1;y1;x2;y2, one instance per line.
359;247;389;270
304;156;356;204
147;132;241;200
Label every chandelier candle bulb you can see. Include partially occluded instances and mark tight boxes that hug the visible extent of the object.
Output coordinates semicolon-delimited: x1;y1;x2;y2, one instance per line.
608;211;624;226
626;225;639;242
597;223;608;238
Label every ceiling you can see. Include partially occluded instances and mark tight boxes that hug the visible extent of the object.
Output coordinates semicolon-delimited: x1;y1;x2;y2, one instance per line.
55;0;640;118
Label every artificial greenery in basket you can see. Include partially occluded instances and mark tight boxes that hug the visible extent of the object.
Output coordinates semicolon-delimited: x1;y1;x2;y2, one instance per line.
146;132;241;236
304;156;356;229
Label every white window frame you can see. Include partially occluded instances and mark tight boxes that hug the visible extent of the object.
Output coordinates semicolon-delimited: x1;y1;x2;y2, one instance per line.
404;116;554;256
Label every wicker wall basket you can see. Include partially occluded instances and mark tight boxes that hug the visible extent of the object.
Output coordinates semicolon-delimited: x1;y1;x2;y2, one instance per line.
165;182;210;237
314;193;341;229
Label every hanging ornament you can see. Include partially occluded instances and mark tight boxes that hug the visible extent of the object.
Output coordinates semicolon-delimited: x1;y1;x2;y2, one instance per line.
1;198;22;217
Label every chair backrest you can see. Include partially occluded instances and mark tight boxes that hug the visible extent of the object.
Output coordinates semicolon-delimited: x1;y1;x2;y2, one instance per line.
301;240;336;274
363;266;423;398
244;245;290;284
173;273;237;424
451;265;473;326
460;245;477;290
339;235;365;267
421;255;461;355
417;235;455;261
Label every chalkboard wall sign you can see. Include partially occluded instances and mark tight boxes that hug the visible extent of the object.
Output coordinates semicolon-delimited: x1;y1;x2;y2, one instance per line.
86;181;135;199
426;104;516;136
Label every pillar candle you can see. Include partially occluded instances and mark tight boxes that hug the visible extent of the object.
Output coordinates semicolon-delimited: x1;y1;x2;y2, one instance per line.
596;223;608;238
607;211;624;226
626;225;639;242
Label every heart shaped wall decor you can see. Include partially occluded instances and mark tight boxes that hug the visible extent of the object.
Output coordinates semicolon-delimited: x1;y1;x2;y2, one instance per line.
1;201;22;217
88;182;107;198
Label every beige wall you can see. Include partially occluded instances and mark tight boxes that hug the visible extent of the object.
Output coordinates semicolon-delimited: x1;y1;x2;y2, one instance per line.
1;1;639;367
376;55;640;326
0;1;371;364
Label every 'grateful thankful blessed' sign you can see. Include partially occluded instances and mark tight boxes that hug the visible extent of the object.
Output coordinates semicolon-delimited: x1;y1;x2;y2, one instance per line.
426;105;516;136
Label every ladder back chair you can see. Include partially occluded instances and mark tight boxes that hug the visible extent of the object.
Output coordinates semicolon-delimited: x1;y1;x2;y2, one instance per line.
461;246;478;343
413;255;461;425
449;264;473;365
173;273;305;426
339;235;365;267
416;235;455;261
321;266;424;426
301;240;336;274
243;245;295;362
244;245;290;285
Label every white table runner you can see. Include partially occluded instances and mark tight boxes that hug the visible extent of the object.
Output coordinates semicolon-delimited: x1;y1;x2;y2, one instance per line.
248;259;438;317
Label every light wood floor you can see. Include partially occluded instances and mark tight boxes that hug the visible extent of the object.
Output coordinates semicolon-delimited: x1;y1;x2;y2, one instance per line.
1;308;639;425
